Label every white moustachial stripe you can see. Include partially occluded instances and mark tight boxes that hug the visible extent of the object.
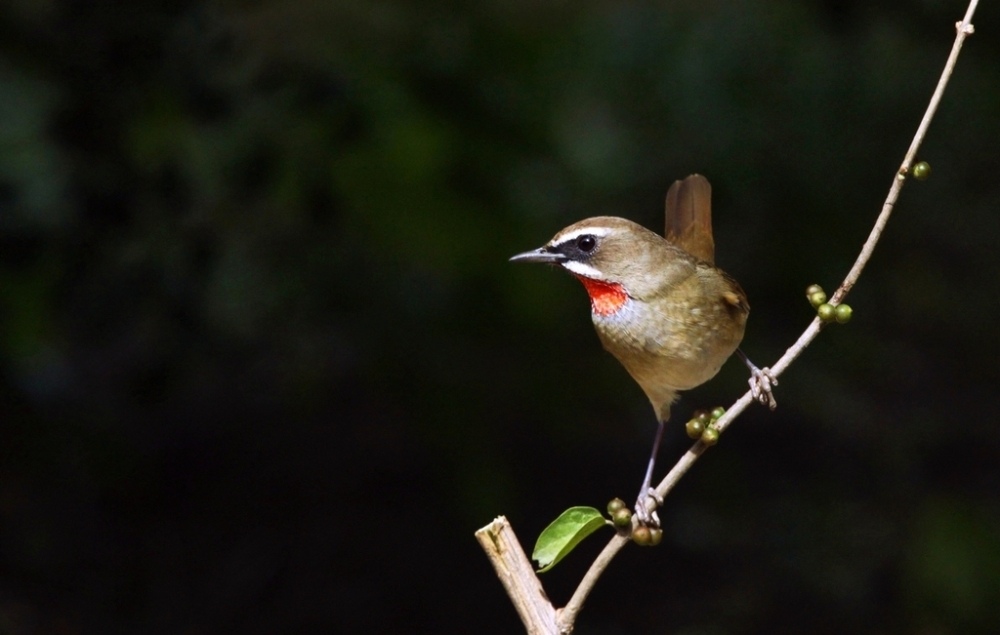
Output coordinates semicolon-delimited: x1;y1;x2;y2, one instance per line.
561;260;606;280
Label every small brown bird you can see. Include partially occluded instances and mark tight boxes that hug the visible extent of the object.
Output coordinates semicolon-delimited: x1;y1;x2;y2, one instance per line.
511;175;775;525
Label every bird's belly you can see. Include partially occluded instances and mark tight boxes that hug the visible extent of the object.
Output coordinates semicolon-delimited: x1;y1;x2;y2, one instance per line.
591;297;743;392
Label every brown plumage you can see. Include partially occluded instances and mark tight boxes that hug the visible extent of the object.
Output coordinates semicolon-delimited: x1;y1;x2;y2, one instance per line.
511;174;770;525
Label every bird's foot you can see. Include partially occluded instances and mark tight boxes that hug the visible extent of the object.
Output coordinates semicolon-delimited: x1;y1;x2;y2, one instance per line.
736;348;777;409
748;366;778;410
634;488;662;528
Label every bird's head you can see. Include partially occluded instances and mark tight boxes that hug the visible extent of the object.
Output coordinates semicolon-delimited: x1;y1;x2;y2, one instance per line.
510;216;696;314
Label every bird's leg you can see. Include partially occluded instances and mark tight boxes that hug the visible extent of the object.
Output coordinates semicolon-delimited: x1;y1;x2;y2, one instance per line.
737;348;778;410
634;419;665;528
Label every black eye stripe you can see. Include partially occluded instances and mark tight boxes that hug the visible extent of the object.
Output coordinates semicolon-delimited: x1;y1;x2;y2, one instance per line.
550;232;602;259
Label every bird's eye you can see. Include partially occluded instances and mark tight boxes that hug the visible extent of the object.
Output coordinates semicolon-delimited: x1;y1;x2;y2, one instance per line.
576;235;597;252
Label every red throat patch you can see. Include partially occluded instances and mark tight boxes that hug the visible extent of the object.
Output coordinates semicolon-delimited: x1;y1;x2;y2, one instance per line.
573;275;628;316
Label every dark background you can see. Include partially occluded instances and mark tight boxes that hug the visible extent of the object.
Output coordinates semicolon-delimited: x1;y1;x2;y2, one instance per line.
1;1;999;633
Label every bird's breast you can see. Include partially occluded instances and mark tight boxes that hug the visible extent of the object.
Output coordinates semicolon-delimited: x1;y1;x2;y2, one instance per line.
589;291;745;393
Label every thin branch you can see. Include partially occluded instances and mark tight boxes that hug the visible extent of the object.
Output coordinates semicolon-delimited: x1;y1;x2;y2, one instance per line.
481;5;979;634
556;534;630;630
560;11;979;628
833;0;978;304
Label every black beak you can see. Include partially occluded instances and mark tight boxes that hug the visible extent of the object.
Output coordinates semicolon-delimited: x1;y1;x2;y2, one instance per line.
509;247;567;264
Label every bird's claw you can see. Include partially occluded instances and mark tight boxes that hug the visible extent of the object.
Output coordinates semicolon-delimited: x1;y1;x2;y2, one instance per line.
635;489;662;528
646;487;664;507
736;349;778;411
748;366;778;410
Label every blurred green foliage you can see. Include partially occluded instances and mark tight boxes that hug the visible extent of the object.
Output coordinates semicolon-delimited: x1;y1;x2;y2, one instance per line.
0;0;999;633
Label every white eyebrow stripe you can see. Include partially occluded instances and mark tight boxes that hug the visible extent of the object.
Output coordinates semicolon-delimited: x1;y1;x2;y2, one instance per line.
551;226;612;246
562;260;606;279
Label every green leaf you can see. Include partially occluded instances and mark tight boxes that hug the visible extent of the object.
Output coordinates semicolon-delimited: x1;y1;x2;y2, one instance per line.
532;506;607;572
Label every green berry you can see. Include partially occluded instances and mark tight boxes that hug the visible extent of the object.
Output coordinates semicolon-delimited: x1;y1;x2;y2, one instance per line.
701;427;720;446
817;303;836;322
913;161;931;181
607;498;626;514
711;407;726;421
686;418;706;439
633;525;652;546
648;527;663;546
805;284;824;297
834;303;853;324
612;507;633;527
693;409;711;424
808;290;828;308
